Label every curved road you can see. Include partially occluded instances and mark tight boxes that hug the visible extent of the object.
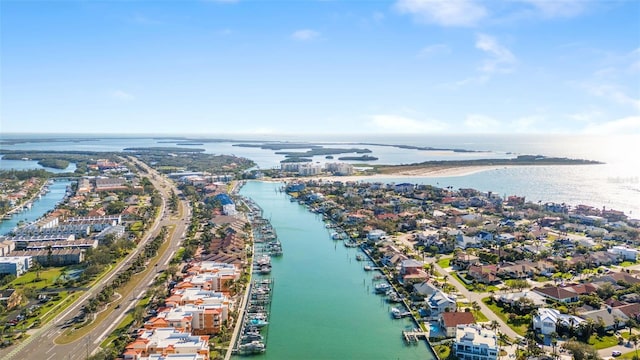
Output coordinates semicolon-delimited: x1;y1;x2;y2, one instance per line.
0;158;191;360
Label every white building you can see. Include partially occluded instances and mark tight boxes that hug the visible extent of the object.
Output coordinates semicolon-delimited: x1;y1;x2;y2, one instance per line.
454;324;498;360
0;256;33;276
608;246;639;261
532;308;584;335
325;162;354;176
122;328;209;360
298;163;323;176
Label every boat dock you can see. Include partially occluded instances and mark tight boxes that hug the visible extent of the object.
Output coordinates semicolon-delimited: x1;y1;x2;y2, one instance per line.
402;330;428;344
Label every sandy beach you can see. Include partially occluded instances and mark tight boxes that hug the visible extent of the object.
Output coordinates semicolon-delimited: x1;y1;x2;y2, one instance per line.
306;165;514;182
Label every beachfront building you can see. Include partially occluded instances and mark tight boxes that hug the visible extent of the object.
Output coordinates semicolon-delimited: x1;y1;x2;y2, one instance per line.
454;324;498;360
325;162;354;176
122;328;209;360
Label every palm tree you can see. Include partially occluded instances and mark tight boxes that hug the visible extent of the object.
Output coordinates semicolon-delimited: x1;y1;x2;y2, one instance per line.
472;301;481;316
550;332;559;359
630;334;639;360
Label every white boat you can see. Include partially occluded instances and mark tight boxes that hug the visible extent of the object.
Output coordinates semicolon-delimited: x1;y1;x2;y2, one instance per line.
239;340;266;353
375;283;392;293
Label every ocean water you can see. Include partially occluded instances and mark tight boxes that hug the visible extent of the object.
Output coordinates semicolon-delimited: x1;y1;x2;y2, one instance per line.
1;133;638;218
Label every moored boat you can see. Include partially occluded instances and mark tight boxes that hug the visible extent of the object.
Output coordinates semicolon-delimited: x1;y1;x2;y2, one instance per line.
375;283;392;293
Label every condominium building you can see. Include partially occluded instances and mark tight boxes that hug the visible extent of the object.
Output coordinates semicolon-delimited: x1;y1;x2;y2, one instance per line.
454;324;498;360
122;328;209;360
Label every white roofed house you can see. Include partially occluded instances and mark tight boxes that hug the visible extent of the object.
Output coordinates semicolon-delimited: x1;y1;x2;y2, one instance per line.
532;308;584;336
426;288;457;318
608;246;639;261
454;324;498;360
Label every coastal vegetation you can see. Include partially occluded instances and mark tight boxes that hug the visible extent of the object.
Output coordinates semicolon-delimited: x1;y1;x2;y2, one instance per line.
373;155;604;174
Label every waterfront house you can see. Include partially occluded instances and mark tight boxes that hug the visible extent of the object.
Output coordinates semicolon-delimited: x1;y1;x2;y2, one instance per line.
454;324;498;360
426;289;457;317
367;229;387;242
440;312;476;337
413;281;439;297
533;308;584;335
400;259;428;283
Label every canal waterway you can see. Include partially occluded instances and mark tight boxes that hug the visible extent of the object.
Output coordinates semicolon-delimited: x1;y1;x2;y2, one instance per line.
0;180;72;235
237;180;436;360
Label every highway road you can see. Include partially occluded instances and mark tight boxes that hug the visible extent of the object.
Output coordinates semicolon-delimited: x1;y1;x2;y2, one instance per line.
0;158;191;360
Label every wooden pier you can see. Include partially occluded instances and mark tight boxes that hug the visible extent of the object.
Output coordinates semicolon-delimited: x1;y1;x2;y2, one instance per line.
402;330;428;344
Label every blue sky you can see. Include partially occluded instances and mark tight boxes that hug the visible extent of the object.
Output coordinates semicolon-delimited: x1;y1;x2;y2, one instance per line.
1;0;639;135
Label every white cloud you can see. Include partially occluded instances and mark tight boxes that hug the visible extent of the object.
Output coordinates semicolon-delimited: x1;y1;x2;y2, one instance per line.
395;0;487;27
517;0;586;18
475;33;516;73
369;114;448;133
568;108;603;123
110;90;135;101
464;114;501;132
418;43;450;58
582;83;640;110
581;116;640;135
291;29;321;41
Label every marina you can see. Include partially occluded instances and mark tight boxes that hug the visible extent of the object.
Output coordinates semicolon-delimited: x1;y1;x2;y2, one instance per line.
0;180;73;235
233;180;435;360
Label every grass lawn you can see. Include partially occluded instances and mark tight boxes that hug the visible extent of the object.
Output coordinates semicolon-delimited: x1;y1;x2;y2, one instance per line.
454;273;474;290
130;221;144;232
587;333;620;349
620;261;637;267
5;268;63;290
482;297;527;336
437;258;451;268
474;310;489;322
434;344;451;359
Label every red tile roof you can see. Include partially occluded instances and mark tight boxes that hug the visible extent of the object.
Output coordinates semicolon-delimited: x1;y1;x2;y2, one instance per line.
441;312;476;328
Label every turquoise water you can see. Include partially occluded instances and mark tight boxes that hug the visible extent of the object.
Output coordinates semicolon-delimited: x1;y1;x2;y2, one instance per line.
0;156;77;173
237;181;435;360
0;180;72;235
